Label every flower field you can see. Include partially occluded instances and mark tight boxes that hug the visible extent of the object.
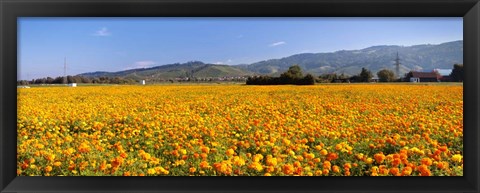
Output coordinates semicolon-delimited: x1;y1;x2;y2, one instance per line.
17;84;463;176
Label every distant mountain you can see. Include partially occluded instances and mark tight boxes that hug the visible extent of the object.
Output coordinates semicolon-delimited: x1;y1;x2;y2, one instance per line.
78;40;463;80
78;61;254;81
242;40;463;76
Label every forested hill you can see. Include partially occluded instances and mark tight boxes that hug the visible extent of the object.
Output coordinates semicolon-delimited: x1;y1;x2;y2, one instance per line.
78;40;462;80
241;40;463;76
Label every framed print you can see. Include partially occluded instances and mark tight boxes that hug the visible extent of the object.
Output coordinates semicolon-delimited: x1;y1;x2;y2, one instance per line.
1;0;479;192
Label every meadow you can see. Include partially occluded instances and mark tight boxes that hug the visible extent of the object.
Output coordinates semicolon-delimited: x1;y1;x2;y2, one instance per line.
17;84;463;176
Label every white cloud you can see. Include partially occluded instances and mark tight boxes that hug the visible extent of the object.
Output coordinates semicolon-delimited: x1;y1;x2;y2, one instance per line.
93;27;111;36
269;41;286;47
213;59;233;65
124;60;156;70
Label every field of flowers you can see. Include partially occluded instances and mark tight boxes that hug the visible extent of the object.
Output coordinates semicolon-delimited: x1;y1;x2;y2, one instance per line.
17;84;463;176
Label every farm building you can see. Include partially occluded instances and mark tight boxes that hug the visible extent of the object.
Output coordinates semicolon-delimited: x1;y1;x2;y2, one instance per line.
68;83;77;87
408;71;441;82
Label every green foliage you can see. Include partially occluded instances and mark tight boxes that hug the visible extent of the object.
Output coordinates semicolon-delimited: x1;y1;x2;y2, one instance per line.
359;68;373;82
377;69;396;82
283;65;303;79
21;75;137;85
246;65;315;85
450;64;463;82
317;73;350;83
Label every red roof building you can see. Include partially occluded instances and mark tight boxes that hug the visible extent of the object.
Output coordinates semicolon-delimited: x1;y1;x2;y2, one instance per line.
409;71;441;82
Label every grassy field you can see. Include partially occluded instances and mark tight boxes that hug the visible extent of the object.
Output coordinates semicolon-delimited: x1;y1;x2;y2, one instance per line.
17;84;463;176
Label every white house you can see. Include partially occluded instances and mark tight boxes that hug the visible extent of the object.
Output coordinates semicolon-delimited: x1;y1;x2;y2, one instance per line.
410;77;420;82
141;80;146;85
68;83;77;87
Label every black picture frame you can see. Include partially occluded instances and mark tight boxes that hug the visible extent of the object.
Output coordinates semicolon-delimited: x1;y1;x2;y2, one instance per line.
1;0;479;192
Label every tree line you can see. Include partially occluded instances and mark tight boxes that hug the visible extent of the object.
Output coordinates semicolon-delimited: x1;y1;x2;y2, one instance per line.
316;63;463;83
246;65;316;85
18;64;464;86
17;75;137;85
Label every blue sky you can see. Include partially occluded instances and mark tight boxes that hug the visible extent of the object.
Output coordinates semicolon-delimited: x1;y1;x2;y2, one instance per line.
18;17;462;80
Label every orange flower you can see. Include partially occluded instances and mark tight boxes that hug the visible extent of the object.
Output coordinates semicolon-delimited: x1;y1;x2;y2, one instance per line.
374;153;386;164
44;166;53;173
99;161;107;171
379;165;389;175
322;169;330;175
436;161;448;169
326;153;338;161
392;158;402;167
421;158;433;166
78;142;91;153
53;162;62;167
335;144;343;151
343;163;352;170
389;168;400;176
293;161;301;168
201;146;210;153
200;153;208;160
438;146;448;152
417;164;431;176
323;161;331;170
199;161;210;169
332;165;340;173
111;157;124;168
226;148;235;157
120;152;128;158
401;166;412;176
283;164;294;175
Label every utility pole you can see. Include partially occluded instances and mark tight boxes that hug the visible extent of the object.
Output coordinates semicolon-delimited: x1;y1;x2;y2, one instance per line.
64;57;67;84
394;52;401;79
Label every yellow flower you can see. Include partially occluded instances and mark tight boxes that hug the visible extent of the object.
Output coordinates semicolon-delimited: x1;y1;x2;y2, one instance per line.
226;148;235;157
147;168;156;175
320;149;328;156
451;154;463;162
249;162;263;172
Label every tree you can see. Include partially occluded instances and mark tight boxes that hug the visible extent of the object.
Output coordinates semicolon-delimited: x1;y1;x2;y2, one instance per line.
318;73;337;83
377;69;396;82
450;63;463;82
46;77;54;84
281;65;303;79
300;74;316;85
359;67;373;82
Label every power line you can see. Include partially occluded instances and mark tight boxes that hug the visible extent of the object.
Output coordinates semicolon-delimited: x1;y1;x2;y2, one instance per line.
394;52;401;79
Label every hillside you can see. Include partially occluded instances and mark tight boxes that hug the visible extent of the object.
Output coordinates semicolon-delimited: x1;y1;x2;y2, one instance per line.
78;40;463;80
79;61;253;81
242;40;463;76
